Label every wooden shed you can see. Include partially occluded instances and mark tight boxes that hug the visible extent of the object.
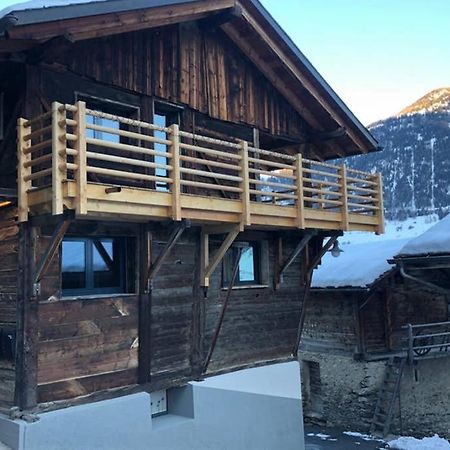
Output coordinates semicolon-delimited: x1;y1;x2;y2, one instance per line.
0;0;383;414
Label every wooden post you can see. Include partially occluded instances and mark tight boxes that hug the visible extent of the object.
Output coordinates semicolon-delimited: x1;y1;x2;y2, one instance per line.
239;140;251;227
375;172;385;235
138;224;152;384
74;101;87;215
407;323;414;364
200;229;209;288
295;153;305;229
339;164;349;231
15;222;38;409
170;124;182;221
52;102;66;215
17;118;31;222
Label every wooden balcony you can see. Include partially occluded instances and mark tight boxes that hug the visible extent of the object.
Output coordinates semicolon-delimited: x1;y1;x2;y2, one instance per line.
17;101;384;233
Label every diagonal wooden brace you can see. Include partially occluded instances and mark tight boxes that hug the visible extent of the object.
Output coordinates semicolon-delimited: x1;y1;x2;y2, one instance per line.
34;211;74;286
201;224;240;287
145;220;190;285
274;231;316;290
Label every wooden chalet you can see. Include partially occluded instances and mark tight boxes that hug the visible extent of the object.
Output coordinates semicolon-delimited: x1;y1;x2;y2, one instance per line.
305;234;449;360
0;0;383;413
303;220;450;436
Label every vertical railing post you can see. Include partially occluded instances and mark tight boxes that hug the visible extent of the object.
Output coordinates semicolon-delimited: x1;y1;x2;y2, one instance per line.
407;323;414;364
74;101;87;215
375;172;385;235
239;140;250;228
51;102;66;215
17;118;31;222
170;123;181;221
339;164;349;231
295;153;305;229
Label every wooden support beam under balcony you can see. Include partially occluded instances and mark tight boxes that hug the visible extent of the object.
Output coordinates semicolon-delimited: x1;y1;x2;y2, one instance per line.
17;102;385;235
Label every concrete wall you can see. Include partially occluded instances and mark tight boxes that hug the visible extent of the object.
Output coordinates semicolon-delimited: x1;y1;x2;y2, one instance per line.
300;351;450;439
0;362;304;450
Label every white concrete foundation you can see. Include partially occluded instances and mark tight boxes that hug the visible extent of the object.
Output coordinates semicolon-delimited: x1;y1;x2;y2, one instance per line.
0;362;304;450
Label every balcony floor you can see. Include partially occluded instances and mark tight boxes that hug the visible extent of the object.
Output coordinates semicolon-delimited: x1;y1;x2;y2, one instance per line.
27;181;380;232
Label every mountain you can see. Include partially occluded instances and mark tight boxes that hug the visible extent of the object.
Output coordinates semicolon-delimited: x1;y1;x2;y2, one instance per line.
397;87;450;116
343;88;450;220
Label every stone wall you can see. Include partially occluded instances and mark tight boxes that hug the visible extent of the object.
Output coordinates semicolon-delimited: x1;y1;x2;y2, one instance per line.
300;351;450;439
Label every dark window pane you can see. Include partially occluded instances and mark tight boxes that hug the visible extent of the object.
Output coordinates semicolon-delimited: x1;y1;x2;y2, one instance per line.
93;239;121;289
62;240;86;290
239;245;256;282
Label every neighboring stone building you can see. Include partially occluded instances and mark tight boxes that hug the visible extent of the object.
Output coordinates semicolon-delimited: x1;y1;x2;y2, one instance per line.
300;217;450;438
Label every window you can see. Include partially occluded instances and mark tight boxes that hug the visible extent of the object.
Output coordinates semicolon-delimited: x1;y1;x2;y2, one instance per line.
223;242;265;287
153;105;180;192
76;93;140;143
61;237;126;296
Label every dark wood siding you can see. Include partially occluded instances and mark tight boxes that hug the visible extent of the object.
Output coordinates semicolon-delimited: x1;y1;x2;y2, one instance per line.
0;206;18;406
33;224;306;403
54;24;306;140
302;291;360;355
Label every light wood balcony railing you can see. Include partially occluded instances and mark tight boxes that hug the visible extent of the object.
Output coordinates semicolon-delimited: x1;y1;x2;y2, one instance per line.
17;101;384;233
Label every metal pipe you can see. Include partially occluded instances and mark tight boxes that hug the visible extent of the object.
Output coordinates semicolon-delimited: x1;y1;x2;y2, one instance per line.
0;13;18;35
202;246;243;374
399;263;450;295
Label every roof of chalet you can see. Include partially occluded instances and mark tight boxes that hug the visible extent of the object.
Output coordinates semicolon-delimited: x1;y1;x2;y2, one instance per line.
312;238;410;289
0;0;379;160
396;214;450;258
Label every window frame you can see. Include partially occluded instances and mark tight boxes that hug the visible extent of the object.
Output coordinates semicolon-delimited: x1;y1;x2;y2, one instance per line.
223;241;264;287
61;236;127;297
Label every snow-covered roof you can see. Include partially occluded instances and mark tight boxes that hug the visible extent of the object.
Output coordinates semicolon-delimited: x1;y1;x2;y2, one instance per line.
397;214;450;257
312;238;410;289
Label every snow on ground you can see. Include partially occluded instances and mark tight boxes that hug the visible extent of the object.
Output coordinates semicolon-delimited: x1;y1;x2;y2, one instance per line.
389;434;450;450
343;431;384;442
397;213;450;256
306;432;336;441
0;441;10;450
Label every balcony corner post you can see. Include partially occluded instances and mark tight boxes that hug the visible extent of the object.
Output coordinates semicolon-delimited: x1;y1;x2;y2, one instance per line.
239;140;251;227
375;172;385;235
295;153;305;229
51;102;66;216
74;101;87;215
17;118;31;222
339;164;349;231
170;123;182;221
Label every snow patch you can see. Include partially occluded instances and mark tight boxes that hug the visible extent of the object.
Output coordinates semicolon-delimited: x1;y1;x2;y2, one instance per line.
306;433;336;441
397;213;450;256
344;431;384;442
389;434;450;450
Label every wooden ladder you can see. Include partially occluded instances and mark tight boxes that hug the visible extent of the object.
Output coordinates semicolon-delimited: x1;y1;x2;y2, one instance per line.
370;356;406;437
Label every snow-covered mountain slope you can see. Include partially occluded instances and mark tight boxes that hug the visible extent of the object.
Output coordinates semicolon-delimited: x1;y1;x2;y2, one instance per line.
398;87;450;116
342;88;450;220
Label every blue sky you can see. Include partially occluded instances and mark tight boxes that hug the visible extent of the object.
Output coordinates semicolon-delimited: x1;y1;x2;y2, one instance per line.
261;0;450;124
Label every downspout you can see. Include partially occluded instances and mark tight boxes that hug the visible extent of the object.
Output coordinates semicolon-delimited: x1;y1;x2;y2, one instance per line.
399;261;450;295
0;13;18;37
